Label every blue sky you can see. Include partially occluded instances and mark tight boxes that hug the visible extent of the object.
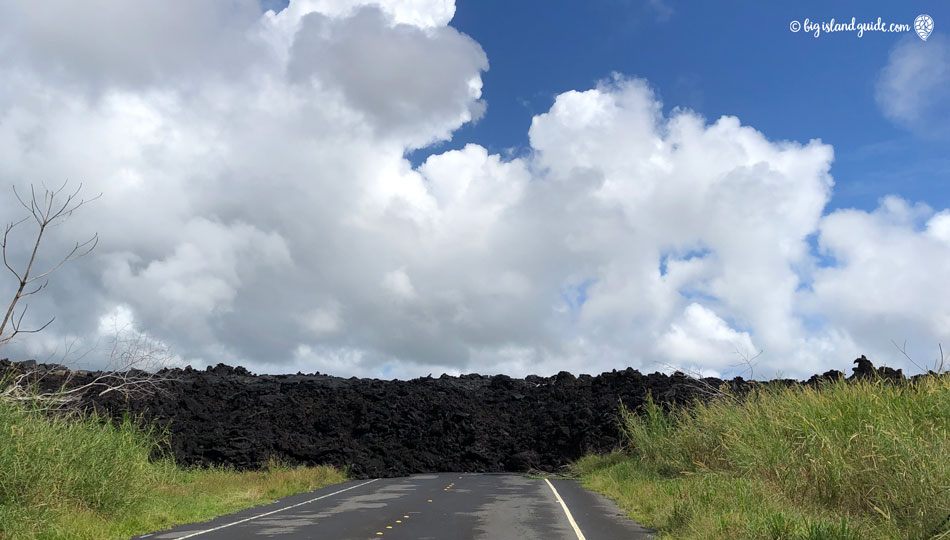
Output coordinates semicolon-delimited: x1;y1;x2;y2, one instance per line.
411;1;949;214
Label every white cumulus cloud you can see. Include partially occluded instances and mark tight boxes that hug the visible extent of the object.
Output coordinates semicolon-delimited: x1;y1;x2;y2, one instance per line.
876;34;950;138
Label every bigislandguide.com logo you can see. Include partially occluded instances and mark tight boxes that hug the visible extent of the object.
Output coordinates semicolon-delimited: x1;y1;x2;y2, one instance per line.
789;15;934;41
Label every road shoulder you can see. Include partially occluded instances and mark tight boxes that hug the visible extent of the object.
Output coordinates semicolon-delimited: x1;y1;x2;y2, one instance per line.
548;478;655;539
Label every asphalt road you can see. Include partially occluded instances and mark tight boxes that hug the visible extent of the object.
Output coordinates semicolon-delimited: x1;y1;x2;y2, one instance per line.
136;473;654;539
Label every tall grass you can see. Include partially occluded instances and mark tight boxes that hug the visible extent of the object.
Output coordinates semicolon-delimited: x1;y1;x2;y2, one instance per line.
0;399;345;539
576;375;950;539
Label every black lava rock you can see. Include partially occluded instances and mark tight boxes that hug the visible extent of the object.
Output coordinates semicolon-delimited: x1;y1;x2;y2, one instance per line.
0;354;924;478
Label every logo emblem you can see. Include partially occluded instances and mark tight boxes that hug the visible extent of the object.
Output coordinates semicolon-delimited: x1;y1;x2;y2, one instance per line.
915;14;934;41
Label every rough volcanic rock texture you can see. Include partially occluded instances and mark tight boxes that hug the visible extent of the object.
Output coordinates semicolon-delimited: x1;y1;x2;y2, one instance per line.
0;357;901;478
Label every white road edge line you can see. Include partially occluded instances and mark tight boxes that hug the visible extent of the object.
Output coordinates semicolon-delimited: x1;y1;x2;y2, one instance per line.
544;478;587;540
169;478;380;539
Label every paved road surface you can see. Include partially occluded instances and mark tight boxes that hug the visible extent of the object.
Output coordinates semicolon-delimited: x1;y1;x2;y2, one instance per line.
136;473;654;539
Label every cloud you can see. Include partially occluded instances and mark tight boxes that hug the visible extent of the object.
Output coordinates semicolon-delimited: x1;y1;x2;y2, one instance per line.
0;1;946;379
0;0;266;92
647;0;674;22
656;303;756;377
806;197;950;369
382;269;417;300
266;0;456;29
876;34;950;138
286;6;487;148
102;218;293;342
298;302;343;337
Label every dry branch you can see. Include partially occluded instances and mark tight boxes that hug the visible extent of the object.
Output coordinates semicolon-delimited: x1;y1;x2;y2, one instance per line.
1;329;177;412
0;181;101;345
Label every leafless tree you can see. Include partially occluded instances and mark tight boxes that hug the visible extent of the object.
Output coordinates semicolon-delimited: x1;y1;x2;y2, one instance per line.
892;340;946;374
1;181;100;345
652;345;763;404
1;328;178;412
729;346;763;380
0;181;176;410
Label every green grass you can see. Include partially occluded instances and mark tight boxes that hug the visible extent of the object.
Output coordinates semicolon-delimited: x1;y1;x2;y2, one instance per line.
575;375;950;540
0;399;346;540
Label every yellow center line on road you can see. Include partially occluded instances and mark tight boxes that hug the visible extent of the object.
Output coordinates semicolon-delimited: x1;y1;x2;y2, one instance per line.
375;490;430;537
544;478;587;540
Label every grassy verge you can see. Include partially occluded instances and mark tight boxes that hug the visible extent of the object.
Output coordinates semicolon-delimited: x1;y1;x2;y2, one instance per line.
0;400;346;540
575;375;950;540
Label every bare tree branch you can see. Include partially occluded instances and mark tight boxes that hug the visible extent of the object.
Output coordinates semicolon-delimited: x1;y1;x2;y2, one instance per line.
27;234;98;283
654;360;743;405
726;346;763;380
2;217;30;282
20;279;49;298
1;328;178;413
891;340;927;373
0;180;169;412
0;181;101;344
